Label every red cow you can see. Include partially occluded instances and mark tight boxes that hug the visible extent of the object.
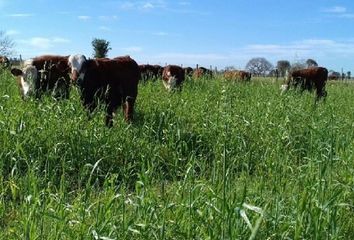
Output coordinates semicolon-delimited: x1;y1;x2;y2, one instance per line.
0;56;10;69
162;65;185;91
283;67;328;100
193;66;213;79
224;70;251;81
10;55;70;99
68;54;140;126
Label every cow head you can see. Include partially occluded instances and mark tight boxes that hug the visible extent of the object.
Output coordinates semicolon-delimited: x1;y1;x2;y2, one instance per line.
11;61;38;97
68;54;87;82
0;56;10;68
162;71;177;91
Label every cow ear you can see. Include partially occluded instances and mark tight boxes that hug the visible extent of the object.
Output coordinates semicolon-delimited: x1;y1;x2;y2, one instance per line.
11;68;23;76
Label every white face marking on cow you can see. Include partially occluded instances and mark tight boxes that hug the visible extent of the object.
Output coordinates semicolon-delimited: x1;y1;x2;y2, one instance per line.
68;54;86;80
21;77;30;95
280;84;289;94
20;65;38;96
163;73;177;91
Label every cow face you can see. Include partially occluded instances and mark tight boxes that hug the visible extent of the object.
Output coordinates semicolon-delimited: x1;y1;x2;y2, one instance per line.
163;71;177;91
68;54;87;82
0;56;10;68
11;64;38;97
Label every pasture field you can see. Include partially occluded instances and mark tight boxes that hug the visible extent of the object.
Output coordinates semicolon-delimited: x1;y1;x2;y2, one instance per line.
0;70;353;239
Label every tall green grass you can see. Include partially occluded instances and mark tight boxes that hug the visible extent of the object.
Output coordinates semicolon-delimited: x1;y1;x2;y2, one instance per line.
0;70;353;239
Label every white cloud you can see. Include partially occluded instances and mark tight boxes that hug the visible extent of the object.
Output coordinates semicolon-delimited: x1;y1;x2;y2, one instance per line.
322;6;347;13
118;0;205;15
120;0;166;11
98;15;118;21
143;39;354;70
18;37;70;50
52;37;70;43
121;46;143;52
30;38;53;49
120;2;135;10
153;31;168;36
8;13;34;17
5;30;20;36
99;26;112;31
78;15;91;21
150;52;228;63
321;6;354;19
142;3;154;9
238;39;354;62
178;1;191;6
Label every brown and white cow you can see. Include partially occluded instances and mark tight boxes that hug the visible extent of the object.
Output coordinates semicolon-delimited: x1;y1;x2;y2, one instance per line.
0;56;10;69
193;66;213;79
10;55;70;99
68;54;140;126
162;65;185;91
224;70;251;81
283;67;328;100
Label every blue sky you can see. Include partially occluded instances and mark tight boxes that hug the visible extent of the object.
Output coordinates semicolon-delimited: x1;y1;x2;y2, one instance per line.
1;0;354;72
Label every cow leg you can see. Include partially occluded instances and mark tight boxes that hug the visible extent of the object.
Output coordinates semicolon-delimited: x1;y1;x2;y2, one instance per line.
315;82;326;102
52;77;70;100
105;104;115;127
104;88;122;127
82;94;97;120
123;96;135;122
103;95;116;127
84;103;96;120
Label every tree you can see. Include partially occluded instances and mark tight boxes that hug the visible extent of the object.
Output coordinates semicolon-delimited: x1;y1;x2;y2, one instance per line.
91;38;111;58
0;31;15;56
306;58;318;68
245;57;273;76
276;60;290;78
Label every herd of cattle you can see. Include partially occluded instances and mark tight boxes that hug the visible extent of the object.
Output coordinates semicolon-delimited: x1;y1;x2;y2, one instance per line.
0;54;329;126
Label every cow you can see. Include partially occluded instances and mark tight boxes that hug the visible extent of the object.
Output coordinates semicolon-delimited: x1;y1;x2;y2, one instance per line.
283;67;328;101
68;54;140;127
193;66;213;79
162;65;185;91
153;65;163;79
224;70;251;81
10;55;70;99
0;56;10;69
183;67;193;78
139;64;163;81
328;72;340;80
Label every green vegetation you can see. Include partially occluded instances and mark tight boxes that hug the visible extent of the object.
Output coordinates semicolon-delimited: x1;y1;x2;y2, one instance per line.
0;70;353;239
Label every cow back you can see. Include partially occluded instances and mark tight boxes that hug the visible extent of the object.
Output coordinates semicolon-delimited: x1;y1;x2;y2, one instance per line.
80;56;140;101
224;70;251;81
